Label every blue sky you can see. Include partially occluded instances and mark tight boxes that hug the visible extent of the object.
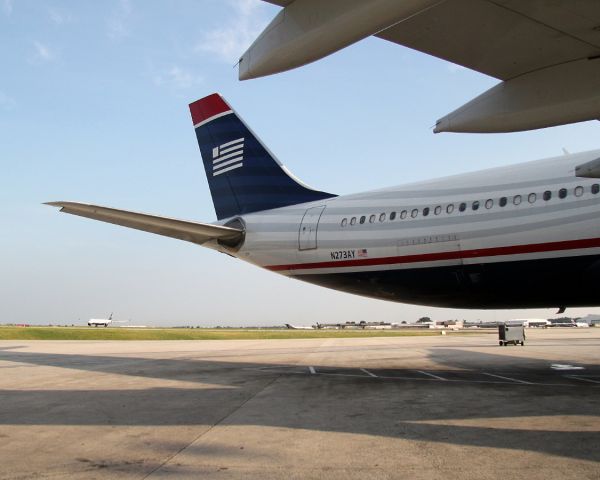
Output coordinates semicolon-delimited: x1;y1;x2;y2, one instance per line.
2;0;600;326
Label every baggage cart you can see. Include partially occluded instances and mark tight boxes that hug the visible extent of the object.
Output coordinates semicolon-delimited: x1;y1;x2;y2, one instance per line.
498;324;525;346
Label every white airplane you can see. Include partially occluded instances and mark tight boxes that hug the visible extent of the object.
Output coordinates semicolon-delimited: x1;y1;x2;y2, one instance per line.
88;313;113;328
241;1;600;133
48;93;600;311
505;319;549;328
285;324;315;330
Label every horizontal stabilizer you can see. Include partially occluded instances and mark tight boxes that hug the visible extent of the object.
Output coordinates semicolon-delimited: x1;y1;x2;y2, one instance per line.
45;202;244;247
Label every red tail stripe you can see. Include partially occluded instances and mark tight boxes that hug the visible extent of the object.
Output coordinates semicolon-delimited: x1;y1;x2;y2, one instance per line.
266;237;600;272
189;93;230;125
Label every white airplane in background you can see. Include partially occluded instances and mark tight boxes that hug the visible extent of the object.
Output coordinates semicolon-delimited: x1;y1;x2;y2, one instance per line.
285;324;316;330
88;313;113;328
505;319;550;328
241;1;600;134
48;93;600;311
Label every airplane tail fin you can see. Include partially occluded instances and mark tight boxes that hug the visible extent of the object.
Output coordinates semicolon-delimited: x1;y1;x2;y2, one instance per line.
189;93;336;220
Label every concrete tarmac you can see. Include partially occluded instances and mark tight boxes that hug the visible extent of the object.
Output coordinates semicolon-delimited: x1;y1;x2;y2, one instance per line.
1;329;599;479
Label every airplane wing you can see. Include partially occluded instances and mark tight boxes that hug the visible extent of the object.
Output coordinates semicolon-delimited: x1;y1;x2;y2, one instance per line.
252;0;600;81
45;202;244;247
374;1;600;82
246;0;600;133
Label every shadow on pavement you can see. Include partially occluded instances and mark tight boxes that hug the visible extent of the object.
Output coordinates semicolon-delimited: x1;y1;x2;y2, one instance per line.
0;346;599;463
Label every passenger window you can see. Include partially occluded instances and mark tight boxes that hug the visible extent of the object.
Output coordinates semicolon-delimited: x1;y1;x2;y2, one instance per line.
485;199;493;209
369;214;376;223
559;188;567;199
390;211;397;220
350;217;357;226
422;207;430;217
434;206;442;215
400;210;407;219
359;216;366;224
499;197;507;207
411;209;418;218
513;195;522;205
528;193;537;203
459;202;466;212
575;186;584;197
446;204;454;214
592;184;600;195
543;190;551;201
341;218;347;227
379;213;386;222
472;201;480;211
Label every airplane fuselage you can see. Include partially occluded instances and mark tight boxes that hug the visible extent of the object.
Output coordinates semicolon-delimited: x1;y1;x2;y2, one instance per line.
228;149;600;309
49;93;600;312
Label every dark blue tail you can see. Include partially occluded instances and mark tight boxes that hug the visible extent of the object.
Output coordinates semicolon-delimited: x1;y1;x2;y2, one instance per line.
189;93;336;220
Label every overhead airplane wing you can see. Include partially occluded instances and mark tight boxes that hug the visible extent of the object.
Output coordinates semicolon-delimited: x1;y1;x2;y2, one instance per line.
374;1;600;82
45;202;244;248
258;0;600;81
245;0;600;133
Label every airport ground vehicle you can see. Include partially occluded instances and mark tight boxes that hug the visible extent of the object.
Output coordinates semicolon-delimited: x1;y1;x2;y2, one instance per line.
498;324;525;346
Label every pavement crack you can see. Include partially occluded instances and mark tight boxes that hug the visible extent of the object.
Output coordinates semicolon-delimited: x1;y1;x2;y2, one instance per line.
140;373;282;479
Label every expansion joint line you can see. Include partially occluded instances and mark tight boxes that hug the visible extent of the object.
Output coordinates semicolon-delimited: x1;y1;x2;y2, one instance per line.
141;374;283;479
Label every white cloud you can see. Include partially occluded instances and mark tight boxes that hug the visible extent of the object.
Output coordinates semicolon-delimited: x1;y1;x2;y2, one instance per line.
48;8;73;26
2;0;12;16
154;66;203;90
31;41;57;63
195;0;269;63
107;0;132;40
0;91;16;109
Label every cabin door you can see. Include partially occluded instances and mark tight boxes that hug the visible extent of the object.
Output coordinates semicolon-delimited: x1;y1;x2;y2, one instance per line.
298;206;326;251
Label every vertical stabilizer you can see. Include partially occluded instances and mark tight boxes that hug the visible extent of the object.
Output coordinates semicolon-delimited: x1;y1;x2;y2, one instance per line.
190;93;336;220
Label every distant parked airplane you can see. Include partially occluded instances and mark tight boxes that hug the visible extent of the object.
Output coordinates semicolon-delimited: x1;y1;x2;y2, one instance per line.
505;319;550;328
48;93;600;311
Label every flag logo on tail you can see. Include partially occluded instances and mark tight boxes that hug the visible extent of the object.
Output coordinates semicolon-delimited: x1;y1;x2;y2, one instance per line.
212;137;244;176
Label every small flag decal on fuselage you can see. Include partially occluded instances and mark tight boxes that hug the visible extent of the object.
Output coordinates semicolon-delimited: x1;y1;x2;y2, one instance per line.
212;137;244;176
357;248;368;257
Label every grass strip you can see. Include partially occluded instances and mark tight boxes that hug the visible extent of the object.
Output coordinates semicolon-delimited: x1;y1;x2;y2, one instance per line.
0;327;481;341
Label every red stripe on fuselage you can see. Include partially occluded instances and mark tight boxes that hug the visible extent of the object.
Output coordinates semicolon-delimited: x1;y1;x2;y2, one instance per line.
189;93;230;125
265;237;600;272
